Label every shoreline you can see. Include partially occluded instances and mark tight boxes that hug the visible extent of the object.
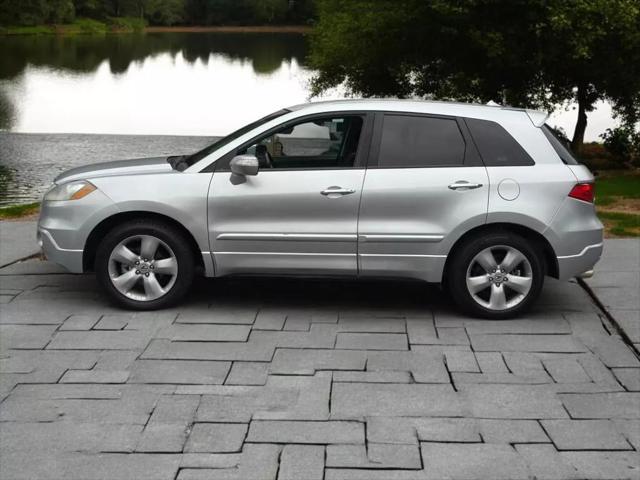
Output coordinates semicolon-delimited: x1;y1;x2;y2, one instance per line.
1;24;312;36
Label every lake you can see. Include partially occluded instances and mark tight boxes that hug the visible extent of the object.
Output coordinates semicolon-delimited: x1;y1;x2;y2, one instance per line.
0;32;618;205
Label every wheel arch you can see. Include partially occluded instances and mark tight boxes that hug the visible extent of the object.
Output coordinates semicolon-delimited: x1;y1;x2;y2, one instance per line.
443;222;559;283
83;211;205;273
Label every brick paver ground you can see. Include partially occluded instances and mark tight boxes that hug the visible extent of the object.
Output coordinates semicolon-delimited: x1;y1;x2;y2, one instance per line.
0;259;639;479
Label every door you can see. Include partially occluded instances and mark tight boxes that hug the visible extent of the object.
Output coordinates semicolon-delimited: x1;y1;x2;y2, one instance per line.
209;113;372;276
358;113;489;282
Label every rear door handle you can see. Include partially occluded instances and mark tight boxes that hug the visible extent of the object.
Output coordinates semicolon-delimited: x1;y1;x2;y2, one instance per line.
448;181;483;191
321;186;356;196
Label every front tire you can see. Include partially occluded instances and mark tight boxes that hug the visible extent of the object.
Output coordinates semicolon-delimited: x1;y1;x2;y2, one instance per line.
447;231;544;319
95;219;195;310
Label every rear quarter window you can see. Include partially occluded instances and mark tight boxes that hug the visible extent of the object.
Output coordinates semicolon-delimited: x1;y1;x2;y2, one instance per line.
466;118;535;166
542;125;580;165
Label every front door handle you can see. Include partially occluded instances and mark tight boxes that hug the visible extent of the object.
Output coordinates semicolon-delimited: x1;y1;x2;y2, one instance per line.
321;186;356;197
448;181;483;191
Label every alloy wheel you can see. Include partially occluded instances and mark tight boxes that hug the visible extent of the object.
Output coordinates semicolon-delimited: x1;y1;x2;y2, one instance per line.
107;235;178;302
465;245;533;311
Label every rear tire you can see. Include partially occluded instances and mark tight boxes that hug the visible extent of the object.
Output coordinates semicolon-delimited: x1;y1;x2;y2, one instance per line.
95;219;195;310
447;231;544;319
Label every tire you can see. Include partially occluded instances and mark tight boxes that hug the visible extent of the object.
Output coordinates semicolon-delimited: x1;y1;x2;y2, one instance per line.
95;219;195;310
447;231;544;319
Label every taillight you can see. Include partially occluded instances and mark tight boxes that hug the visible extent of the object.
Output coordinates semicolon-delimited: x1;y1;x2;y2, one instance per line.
568;183;595;203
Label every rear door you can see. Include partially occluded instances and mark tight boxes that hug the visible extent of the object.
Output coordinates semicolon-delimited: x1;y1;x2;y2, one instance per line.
357;113;489;282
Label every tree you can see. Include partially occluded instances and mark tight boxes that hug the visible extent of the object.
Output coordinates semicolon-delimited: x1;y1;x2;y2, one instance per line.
310;0;640;149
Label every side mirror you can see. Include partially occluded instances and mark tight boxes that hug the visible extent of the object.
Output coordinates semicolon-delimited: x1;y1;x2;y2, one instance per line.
229;155;259;185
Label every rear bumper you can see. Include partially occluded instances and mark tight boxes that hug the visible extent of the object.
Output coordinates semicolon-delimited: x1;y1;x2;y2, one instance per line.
556;242;603;281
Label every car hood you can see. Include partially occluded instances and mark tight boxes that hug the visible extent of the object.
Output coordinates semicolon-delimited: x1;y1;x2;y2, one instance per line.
54;157;174;184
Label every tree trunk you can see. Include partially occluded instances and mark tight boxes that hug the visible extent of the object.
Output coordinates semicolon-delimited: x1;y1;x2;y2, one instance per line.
571;84;588;151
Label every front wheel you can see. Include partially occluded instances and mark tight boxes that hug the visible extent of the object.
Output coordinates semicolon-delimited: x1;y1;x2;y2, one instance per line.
95;220;195;310
447;232;544;319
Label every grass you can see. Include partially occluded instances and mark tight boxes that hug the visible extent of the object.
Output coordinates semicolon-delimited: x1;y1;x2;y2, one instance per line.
0;202;40;220
598;211;640;237
595;171;640;237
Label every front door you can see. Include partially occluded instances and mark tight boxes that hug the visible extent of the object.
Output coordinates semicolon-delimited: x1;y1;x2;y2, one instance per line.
208;113;372;277
358;113;489;282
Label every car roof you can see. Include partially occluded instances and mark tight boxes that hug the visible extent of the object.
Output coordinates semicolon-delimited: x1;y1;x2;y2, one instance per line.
286;99;548;127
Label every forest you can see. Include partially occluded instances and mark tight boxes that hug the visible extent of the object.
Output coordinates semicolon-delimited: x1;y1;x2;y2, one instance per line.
0;0;316;26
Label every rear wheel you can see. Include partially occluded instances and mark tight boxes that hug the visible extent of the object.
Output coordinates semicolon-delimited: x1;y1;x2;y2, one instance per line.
447;232;544;319
95;220;195;310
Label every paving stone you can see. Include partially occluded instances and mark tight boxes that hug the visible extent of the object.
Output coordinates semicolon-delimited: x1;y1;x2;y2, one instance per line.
177;305;258;325
610;309;640;344
444;350;479;372
336;333;408;350
436;327;470;345
421;443;529;480
582;334;640;368
161;324;251;342
333;371;411;383
459;384;568;419
561;392;640;418
178;444;280;480
47;330;151;350
474;352;509;373
331;383;463;420
196;373;331;422
282;314;311;331
0;324;58;349
247;420;364;444
141;338;274;362
470;334;587;352
338;317;406;333
60;314;99;330
613;368;640;391
278;445;324;480
270;348;366;374
225;362;269;385
60;369;130;383
367;417;480;445
94;315;128;330
253;309;286;330
1;452;183;480
0;421;142;453
129;360;230;384
406;317;438;343
543;357;592;383
366;351;449;383
515;444;580;480
541;420;632;450
179;453;242;469
185;423;247;453
478;419;549;444
465;317;572;334
613;419;640;450
561;451;640;479
452;372;551;384
136;423;188;452
326;443;421;469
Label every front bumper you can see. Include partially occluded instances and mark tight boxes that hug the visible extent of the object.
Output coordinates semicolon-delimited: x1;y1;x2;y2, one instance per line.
37;189;119;273
37;227;84;273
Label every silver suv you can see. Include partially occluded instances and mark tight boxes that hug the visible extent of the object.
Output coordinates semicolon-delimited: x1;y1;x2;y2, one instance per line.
38;100;603;318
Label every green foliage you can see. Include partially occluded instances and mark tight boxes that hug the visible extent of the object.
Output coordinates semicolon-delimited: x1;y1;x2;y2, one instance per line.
0;202;40;219
0;0;316;27
75;17;108;32
601;126;640;167
310;0;640;147
108;16;146;30
597;173;640;201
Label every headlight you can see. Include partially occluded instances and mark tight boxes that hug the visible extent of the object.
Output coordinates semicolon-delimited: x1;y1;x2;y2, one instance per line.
44;180;97;202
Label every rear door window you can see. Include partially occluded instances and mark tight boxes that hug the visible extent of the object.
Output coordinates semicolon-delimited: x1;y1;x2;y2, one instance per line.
466;118;535;166
377;115;466;168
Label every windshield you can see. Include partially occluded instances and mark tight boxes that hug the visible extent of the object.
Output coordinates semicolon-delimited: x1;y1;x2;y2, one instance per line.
183;109;290;168
542;125;580;165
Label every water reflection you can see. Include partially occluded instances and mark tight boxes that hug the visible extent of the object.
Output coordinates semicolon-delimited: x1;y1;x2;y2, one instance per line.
0;33;317;134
